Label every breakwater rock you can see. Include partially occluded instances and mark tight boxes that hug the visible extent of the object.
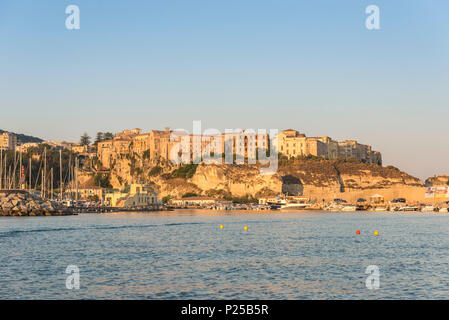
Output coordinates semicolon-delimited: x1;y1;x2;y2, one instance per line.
0;190;74;217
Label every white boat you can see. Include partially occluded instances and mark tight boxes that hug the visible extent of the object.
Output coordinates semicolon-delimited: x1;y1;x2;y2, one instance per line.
397;206;419;212
324;203;342;211
439;207;448;213
341;205;357;212
421;205;435;212
374;207;388;212
280;202;310;210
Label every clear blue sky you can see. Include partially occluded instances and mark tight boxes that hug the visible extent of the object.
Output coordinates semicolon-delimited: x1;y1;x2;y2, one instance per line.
1;0;448;179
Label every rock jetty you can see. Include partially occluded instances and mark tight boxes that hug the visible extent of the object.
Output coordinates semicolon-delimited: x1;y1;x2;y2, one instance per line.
0;190;74;217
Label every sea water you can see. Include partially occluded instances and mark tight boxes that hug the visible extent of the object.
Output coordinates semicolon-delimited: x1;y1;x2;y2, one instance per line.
1;210;448;299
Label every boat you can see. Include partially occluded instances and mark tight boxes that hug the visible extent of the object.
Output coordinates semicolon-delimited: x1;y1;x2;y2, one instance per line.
421;205;435;212
397;206;419;212
341;205;357;212
280;199;310;210
374;206;388;212
439;207;448;213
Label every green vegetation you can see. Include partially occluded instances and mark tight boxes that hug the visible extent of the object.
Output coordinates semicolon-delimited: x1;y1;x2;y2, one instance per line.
94;132;104;145
87;195;100;202
148;166;162;177
182;192;198;198
143;150;151;160
170;164;198;179
80;132;91;146
103;132;114;140
162;195;171;204
224;194;257;204
0;129;43;144
94;173;112;188
206;188;228;198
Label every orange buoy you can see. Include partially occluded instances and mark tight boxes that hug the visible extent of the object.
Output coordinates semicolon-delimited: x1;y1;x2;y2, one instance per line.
356;230;360;235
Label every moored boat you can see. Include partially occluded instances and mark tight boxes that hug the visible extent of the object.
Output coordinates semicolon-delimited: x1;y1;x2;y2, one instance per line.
421;205;436;212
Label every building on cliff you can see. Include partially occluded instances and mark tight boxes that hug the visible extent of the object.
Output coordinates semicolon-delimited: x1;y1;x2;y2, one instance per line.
97;127;270;168
96;127;381;169
277;129;382;165
104;184;158;208
77;186;104;202
0;132;17;151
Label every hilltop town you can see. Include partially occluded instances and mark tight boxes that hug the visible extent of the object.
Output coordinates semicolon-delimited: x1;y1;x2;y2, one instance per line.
1;128;448;211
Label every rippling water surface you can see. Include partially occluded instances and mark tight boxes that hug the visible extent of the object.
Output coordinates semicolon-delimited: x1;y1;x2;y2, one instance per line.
1;210;449;299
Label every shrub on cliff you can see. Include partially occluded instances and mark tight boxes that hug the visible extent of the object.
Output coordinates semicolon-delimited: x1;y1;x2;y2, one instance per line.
170;164;198;179
182;192;198;198
143;150;151;160
94;173;113;188
148;166;162;177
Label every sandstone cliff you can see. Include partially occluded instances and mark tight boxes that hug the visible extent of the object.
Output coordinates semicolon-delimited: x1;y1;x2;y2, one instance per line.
93;155;423;200
425;175;449;187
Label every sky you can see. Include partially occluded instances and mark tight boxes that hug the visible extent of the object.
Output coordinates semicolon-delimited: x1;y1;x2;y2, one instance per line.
0;0;448;180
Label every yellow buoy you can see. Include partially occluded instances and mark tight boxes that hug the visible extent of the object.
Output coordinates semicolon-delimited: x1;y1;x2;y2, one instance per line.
244;226;248;231
220;224;224;229
374;230;379;236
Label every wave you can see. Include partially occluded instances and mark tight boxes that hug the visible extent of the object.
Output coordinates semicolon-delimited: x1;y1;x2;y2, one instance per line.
0;221;206;238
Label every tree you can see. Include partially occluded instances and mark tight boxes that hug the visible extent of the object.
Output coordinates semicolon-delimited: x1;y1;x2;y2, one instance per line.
94;173;112;188
103;132;114;140
94;132;104;145
80;132;91;146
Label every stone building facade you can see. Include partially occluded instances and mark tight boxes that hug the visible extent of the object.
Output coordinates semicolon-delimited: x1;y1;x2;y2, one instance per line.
0;132;17;151
277;129;382;165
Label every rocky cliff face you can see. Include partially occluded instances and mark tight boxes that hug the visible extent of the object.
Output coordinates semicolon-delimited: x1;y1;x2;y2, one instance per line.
100;156;423;199
425;175;449;187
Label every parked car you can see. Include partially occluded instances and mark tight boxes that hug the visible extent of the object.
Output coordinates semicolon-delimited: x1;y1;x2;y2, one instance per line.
391;198;406;203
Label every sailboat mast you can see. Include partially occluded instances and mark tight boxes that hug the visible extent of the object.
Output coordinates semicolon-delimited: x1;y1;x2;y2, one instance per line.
12;150;17;189
19;151;22;189
68;154;72;199
3;154;7;190
75;157;79;202
0;149;2;190
29;157;32;191
59;149;63;200
51;168;53;200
